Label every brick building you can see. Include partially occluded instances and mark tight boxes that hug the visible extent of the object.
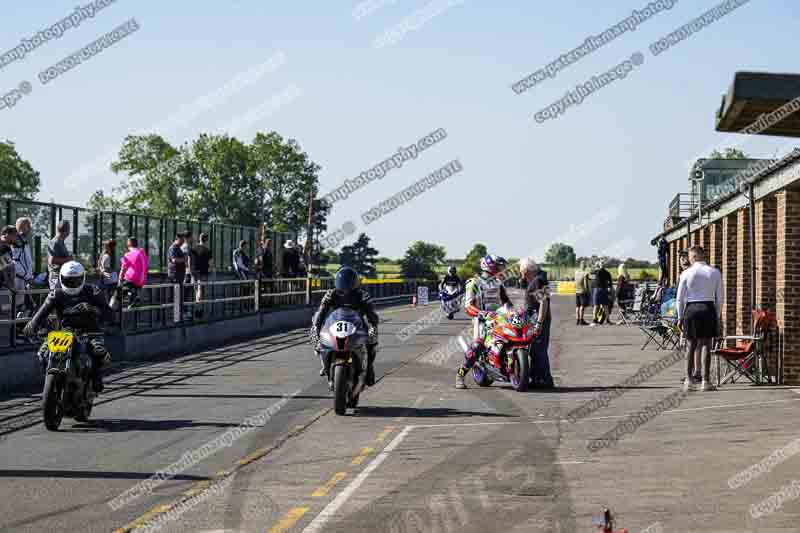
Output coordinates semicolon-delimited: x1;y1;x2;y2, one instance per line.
653;72;800;384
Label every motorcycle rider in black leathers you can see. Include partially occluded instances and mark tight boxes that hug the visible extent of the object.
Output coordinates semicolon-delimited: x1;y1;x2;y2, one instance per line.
311;267;379;386
23;261;111;393
439;265;463;293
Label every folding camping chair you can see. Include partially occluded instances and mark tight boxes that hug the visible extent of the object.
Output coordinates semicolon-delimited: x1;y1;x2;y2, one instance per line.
712;310;775;386
640;317;681;351
619;285;648;326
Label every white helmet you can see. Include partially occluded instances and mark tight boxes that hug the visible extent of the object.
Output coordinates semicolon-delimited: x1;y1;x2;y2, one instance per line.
59;261;86;296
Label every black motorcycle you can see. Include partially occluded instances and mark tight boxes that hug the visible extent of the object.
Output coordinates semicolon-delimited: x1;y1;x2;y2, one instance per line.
37;329;97;431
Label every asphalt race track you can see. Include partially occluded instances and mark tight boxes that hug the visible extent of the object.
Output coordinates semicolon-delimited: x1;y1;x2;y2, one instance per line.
2;293;800;532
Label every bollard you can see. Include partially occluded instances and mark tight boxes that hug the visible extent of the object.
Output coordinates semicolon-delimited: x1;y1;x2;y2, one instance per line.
412;295;417;307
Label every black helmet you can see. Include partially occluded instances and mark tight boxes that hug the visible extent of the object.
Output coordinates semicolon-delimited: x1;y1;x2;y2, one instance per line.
335;267;359;295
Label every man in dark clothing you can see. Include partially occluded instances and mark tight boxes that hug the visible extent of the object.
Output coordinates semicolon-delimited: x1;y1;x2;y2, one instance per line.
521;257;554;388
592;262;614;325
167;233;187;319
192;233;213;315
657;237;669;286
282;240;301;278
259;238;274;280
311;267;379;386
47;220;73;290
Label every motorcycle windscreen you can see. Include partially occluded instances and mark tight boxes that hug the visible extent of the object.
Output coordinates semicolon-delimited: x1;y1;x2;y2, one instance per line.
320;308;369;350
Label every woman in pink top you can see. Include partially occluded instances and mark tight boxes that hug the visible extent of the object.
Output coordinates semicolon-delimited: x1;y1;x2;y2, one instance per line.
118;237;148;308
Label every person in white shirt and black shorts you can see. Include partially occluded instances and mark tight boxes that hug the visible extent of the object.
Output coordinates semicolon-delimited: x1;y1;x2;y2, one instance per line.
676;246;723;392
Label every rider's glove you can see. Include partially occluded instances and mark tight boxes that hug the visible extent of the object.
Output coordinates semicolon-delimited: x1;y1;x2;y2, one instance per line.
22;323;35;339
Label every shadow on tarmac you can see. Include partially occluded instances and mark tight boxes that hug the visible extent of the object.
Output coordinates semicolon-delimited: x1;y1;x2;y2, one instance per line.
352;406;516;419
0;469;210;481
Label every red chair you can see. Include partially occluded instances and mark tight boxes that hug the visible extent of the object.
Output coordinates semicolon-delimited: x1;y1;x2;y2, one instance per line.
713;310;774;386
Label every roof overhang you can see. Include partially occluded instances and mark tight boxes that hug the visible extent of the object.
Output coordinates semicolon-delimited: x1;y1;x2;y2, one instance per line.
716;71;800;137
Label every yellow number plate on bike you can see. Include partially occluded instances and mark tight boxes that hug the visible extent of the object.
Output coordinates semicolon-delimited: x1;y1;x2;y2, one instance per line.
47;331;74;353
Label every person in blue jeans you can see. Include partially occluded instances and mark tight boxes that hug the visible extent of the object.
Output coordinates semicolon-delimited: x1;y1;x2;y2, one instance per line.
519;257;554;389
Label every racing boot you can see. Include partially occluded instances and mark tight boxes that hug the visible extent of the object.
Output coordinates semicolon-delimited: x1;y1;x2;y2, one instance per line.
455;367;467;389
92;370;104;394
365;345;377;386
317;350;326;376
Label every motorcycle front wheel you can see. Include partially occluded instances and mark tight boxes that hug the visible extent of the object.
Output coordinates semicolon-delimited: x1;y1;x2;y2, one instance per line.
512;348;530;392
42;373;63;431
75;385;94;423
472;363;494;387
333;365;350;416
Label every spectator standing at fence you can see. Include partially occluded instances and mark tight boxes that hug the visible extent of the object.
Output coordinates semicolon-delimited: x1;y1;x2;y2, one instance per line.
192;233;214;314
233;240;253;280
47;220;73;290
574;261;590;326
0;226;18;289
118;237;147;309
181;230;194;284
258;238;274;280
520;257;554;389
282;240;301;278
167;233;187;320
677;245;723;392
96;239;118;297
12;217;35;316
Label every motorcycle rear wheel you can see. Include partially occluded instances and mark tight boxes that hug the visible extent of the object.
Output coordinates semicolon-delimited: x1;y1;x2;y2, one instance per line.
333;365;349;416
42;374;63;431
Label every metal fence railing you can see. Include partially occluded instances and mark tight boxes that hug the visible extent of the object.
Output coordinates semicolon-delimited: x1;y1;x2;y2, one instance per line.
2;198;298;276
0;277;440;350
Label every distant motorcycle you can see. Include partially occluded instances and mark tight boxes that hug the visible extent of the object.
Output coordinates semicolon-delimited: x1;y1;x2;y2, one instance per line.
318;308;370;415
439;283;462;320
468;305;535;392
35;328;97;430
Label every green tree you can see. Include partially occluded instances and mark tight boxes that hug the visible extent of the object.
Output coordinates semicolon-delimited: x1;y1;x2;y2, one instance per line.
87;189;123;211
0;141;41;200
250;132;324;235
110;134;186;217
339;233;379;278
400;241;446;280
710;148;748;159
459;243;487;278
545;243;576;266
184;133;260;225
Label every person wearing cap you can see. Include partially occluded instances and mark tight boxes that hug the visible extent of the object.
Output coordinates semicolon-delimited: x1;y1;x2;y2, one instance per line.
281;239;301;278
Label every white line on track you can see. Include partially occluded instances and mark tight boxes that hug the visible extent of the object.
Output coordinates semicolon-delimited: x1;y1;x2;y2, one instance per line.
301;426;413;533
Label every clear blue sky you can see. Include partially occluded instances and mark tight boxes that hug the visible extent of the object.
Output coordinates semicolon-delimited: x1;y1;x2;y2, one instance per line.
2;0;796;261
